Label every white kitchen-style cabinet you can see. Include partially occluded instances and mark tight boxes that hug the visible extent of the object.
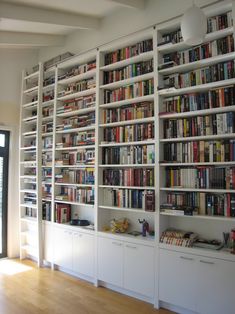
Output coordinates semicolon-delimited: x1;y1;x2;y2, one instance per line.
98;237;123;287
73;232;94;278
54;226;73;270
43;222;53;263
123;242;155;298
159;248;235;314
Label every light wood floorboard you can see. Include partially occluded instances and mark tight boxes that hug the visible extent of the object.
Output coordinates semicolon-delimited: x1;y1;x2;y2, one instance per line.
0;259;174;314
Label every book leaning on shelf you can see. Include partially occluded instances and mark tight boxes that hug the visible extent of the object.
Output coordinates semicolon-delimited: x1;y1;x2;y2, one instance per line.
55;203;71;224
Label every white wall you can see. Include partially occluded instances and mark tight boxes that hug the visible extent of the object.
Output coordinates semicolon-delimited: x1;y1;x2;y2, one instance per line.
39;0;218;61
0;48;38;258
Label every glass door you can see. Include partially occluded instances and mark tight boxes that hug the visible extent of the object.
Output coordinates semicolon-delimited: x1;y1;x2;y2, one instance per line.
0;131;9;258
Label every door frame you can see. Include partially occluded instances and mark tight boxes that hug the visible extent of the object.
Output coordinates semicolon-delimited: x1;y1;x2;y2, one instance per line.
0;130;10;258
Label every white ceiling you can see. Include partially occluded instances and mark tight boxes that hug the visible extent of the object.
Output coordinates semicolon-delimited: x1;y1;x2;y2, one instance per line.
0;0;146;48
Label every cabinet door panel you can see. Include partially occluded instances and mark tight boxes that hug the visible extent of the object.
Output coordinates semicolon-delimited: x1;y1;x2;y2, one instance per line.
54;227;73;270
73;232;94;278
98;237;123;287
43;224;52;263
123;243;154;297
159;249;197;312
197;257;235;314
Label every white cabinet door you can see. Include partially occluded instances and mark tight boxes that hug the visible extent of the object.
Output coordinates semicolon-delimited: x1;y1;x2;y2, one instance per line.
98;237;123;287
123;243;154;298
43;223;52;263
73;232;94;278
159;249;197;312
54;227;73;270
197;257;235;314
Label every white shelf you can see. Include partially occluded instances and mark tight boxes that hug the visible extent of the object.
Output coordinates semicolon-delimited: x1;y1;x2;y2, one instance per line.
160;212;235;222
23;86;38;95
99;163;154;168
57;106;95;118
100;51;154;71
55;164;95;168
158;78;235;96
42;132;53;137
159;105;235;119
98;231;155;246
100;94;154;109
99;116;154;128
157;27;234;53
22;131;37;137
42;116;53;122
20;205;37;209
58;68;96;85
160;133;235;143
55;145;95;151
99;185;155;190
42;99;54;107
99;205;155;214
20;175;36;179
160;161;235;167
20;189;37;194
23;101;38;109
100;72;154;90
55;183;94;187
56;125;95;134
159;52;235;75
20;146;37;150
42;83;55;91
99;140;155;147
54;200;94;207
160;187;235;193
24;71;39;80
57;87;96;101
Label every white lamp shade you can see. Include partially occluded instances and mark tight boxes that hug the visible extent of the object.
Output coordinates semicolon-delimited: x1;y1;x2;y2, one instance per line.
181;4;207;46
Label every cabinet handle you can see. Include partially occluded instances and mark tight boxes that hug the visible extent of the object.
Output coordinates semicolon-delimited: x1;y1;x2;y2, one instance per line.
126;245;137;249
180;256;194;261
200;260;215;265
112;242;122;246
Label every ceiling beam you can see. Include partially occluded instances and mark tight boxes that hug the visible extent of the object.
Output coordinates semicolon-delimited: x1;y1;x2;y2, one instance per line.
107;0;145;9
0;3;100;30
0;31;65;47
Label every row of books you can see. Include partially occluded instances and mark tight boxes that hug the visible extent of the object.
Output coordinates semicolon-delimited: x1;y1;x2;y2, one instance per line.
104;39;153;65
58;60;96;81
55;203;71;223
42;122;53;133
102;144;155;165
207;11;233;33
102;101;154;124
24;193;36;205
103;168;154;187
104;79;154;104
163;61;235;89
56;131;95;148
55;168;95;185
42;168;52;178
56;149;95;166
103;60;153;84
162;191;235;217
56;112;95;131
43;76;55;87
58;78;96;97
42;184;52;200
25;207;37;218
103;188;155;211
55;187;94;204
162;85;235;113
42;137;53;149
158;11;233;46
103;123;154;143
160;229;197;247
57;94;96;115
43;90;54;103
163;112;235;138
161;35;234;67
42;201;51;221
42;151;52;167
163;140;235;163
42;106;53;118
165;166;235;189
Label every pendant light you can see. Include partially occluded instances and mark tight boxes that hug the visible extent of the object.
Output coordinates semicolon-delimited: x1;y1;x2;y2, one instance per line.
181;0;207;46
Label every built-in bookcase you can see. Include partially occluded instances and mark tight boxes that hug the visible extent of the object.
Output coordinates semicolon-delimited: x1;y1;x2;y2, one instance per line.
157;1;235;257
97;29;157;241
19;63;43;266
54;51;97;229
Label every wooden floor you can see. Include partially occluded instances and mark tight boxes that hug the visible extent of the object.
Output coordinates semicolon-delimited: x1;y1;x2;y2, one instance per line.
0;259;174;314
